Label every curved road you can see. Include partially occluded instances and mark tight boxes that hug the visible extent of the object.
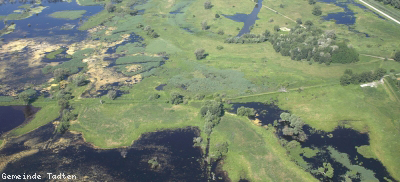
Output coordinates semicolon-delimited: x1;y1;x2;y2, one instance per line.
357;0;400;25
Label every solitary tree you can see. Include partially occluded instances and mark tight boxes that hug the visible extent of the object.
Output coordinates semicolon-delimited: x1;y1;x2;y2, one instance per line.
340;74;352;86
304;20;313;26
274;25;280;32
308;0;316;5
108;90;117;100
312;5;322;16
296;18;302;24
105;3;116;13
394;51;400;62
201;20;209;30
204;1;213;9
194;49;206;60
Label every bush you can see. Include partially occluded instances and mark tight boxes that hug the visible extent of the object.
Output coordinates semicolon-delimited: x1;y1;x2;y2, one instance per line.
340;74;352;86
108;90;117;100
148;93;160;100
194;49;206;60
331;43;359;64
201;20;209;30
215;14;220;18
304;20;313;26
274;25;280;32
308;0;316;4
394;51;400;62
296;18;302;24
204;1;212;9
216;45;224;50
312;5;322;16
237;106;256;117
200;100;224;117
54;68;69;82
217;29;224;35
105;3;116;13
58;99;69;110
73;75;87;86
170;92;184;105
18;90;36;105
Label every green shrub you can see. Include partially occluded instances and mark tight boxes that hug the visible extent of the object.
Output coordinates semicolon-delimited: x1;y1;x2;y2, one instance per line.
237;106;256;117
170;92;184;105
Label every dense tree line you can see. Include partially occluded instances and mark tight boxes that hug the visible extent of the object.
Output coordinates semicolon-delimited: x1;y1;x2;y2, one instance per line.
339;68;387;86
269;24;359;65
375;0;400;9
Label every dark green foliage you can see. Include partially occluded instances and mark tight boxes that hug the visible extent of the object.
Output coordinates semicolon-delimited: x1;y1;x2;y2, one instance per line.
304;20;313;26
331;43;359;63
54;68;70;82
61;109;76;123
108;90;117;100
72;75;88;86
214;142;229;158
215;14;220;18
201;20;209;30
195;94;205;100
194;49;206;60
263;29;271;37
390;69;396;72
308;0;316;4
237;106;256;117
274;25;280;32
296;18;302;24
148;93;160;100
105;3;116;13
204;121;213;136
217;29;224;35
216;45;224;50
56;90;72;100
58;99;69;110
200;100;224;117
394;51;400;62
312;5;322;16
280;112;307;141
340;68;386;85
142;25;159;38
204;1;213;9
225;33;267;44
170;92;184;105
374;0;400;9
340;74;352;86
57;121;70;134
18;89;36;105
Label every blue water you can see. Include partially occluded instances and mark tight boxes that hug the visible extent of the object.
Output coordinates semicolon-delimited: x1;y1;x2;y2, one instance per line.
223;0;263;37
321;0;385;24
0;0;103;42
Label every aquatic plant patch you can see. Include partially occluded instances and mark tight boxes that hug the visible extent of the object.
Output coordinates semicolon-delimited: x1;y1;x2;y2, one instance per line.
4;6;47;21
115;55;163;65
49;10;87;20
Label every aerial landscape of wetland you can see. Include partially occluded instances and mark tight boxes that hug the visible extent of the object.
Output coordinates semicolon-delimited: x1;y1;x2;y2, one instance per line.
1;0;400;181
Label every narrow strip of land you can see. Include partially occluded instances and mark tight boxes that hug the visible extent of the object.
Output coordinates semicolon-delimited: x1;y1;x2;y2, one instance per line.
360;54;394;60
356;0;400;25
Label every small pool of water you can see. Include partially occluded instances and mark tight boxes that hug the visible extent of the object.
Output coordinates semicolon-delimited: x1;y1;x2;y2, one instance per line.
223;0;263;37
0;105;40;136
155;84;167;91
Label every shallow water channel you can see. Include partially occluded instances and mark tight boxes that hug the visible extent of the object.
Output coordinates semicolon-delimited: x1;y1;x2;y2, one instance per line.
230;102;395;181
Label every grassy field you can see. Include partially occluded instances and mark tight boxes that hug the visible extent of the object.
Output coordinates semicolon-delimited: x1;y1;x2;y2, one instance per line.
10;104;60;136
49;10;87;20
357;0;400;22
1;0;400;180
209;114;317;181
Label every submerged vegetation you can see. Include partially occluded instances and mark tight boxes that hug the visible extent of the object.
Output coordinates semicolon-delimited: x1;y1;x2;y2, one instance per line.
49;10;87;20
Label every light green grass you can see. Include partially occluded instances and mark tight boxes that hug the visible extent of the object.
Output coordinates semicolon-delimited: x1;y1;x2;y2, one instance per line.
356;145;378;159
210;114;317;181
49;10;87;20
11;104;60;136
70;102;204;148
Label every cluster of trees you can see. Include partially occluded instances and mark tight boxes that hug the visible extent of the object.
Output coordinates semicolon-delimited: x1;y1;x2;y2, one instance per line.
200;100;224;136
340;68;387;86
225;33;268;44
18;89;37;105
374;0;400;9
137;24;159;38
269;24;359;65
170;92;184;104
237;106;256;118
54;68;70;82
105;3;116;13
279;112;308;142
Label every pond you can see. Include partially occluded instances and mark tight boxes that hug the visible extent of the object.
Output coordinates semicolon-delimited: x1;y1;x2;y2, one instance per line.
0;105;40;136
0;0;103;42
0;125;226;181
320;0;385;25
229;102;395;181
223;0;263;37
